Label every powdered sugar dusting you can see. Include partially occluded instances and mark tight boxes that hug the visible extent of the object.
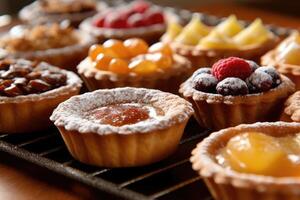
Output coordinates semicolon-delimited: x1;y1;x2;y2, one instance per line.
50;87;194;135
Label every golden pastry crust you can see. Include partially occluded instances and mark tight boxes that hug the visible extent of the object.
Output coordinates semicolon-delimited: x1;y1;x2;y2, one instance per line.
191;122;300;200
77;54;192;94
0;60;82;134
281;91;300;122
0;25;96;71
179;74;295;130
50;87;194;167
163;36;279;71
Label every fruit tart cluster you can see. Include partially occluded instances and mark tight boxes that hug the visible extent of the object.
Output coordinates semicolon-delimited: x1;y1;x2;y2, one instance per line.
192;57;281;96
92;0;164;29
0;59;67;97
262;31;300;90
217;131;300;177
162;15;278;69
88;38;174;75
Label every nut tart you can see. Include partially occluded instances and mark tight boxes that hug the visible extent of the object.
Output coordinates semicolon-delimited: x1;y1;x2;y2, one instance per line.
262;31;300;90
280;91;300;122
78;38;192;94
50;87;194;167
0;23;96;71
162;15;279;71
19;0;106;27
79;0;178;43
191;122;300;200
0;58;82;134
179;57;295;130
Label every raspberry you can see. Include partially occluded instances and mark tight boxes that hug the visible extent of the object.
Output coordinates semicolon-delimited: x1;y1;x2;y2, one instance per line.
193;73;218;93
132;0;150;13
103;14;128;28
246;71;273;93
145;8;165;25
127;13;148;27
216;77;249;96
256;66;281;87
212;57;252;81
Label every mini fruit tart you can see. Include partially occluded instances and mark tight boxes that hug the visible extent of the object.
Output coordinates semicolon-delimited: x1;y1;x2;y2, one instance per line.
79;0;178;43
280;91;300;122
191;122;300;200
50;87;193;167
262;31;300;90
162;15;279;70
19;0;105;27
179;57;295;130
0;58;82;134
0;23;96;71
78;38;191;93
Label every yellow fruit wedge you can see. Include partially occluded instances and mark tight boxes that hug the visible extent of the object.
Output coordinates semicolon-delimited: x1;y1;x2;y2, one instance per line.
233;18;272;46
277;42;300;65
215;15;243;37
175;14;210;45
162;21;183;41
197;30;236;49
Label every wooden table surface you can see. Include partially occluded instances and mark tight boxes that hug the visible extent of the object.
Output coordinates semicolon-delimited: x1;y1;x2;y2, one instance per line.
0;3;300;200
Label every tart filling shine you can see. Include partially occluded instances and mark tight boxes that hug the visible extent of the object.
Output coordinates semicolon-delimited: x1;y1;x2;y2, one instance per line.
87;103;164;127
216;132;300;177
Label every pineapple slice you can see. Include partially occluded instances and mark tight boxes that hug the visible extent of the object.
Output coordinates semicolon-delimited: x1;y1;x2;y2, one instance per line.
161;21;183;41
197;30;236;49
277;42;300;65
215;15;243;37
221;132;300;177
175;14;210;45
233;18;273;46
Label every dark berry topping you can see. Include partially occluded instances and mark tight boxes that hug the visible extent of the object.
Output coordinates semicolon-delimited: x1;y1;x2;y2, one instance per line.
256;66;281;87
246;71;273;93
246;60;260;72
193;68;212;76
193;73;218;93
216;77;249;96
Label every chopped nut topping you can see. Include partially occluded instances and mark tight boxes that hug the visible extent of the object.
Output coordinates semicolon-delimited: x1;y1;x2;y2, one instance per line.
40;0;96;14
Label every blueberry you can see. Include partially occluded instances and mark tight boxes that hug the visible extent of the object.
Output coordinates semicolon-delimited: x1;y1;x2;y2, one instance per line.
193;68;212;78
246;71;273;93
255;66;281;87
246;60;260;72
216;77;249;96
193;73;218;93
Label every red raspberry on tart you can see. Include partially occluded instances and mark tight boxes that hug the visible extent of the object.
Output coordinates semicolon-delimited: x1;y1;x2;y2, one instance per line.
79;0;178;43
77;38;192;93
179;57;295;130
0;58;82;133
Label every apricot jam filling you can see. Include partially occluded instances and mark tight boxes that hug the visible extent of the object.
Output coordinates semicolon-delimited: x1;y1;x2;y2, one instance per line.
88;103;163;127
216;132;300;177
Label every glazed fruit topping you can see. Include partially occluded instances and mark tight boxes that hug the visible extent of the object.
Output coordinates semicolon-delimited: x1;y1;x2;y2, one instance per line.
90;104;150;126
192;57;281;96
217;132;300;177
0;59;67;97
88;38;173;75
92;0;165;29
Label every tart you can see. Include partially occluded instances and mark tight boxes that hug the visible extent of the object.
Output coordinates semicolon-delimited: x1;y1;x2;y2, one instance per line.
191;122;300;200
162;15;279;71
19;0;105;27
50;87;194;167
280;91;300;122
179;57;295;130
0;58;82;134
262;31;300;90
0;23;96;71
78;38;192;93
79;0;178;43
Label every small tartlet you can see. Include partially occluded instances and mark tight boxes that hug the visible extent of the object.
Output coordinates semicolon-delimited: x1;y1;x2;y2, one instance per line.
191;122;300;200
0;24;96;71
78;54;191;94
280;91;300;122
19;0;106;27
262;32;300;90
0;59;82;134
50;87;194;167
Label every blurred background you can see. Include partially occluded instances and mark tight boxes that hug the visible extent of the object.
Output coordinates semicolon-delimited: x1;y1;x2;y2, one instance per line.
1;0;300;17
